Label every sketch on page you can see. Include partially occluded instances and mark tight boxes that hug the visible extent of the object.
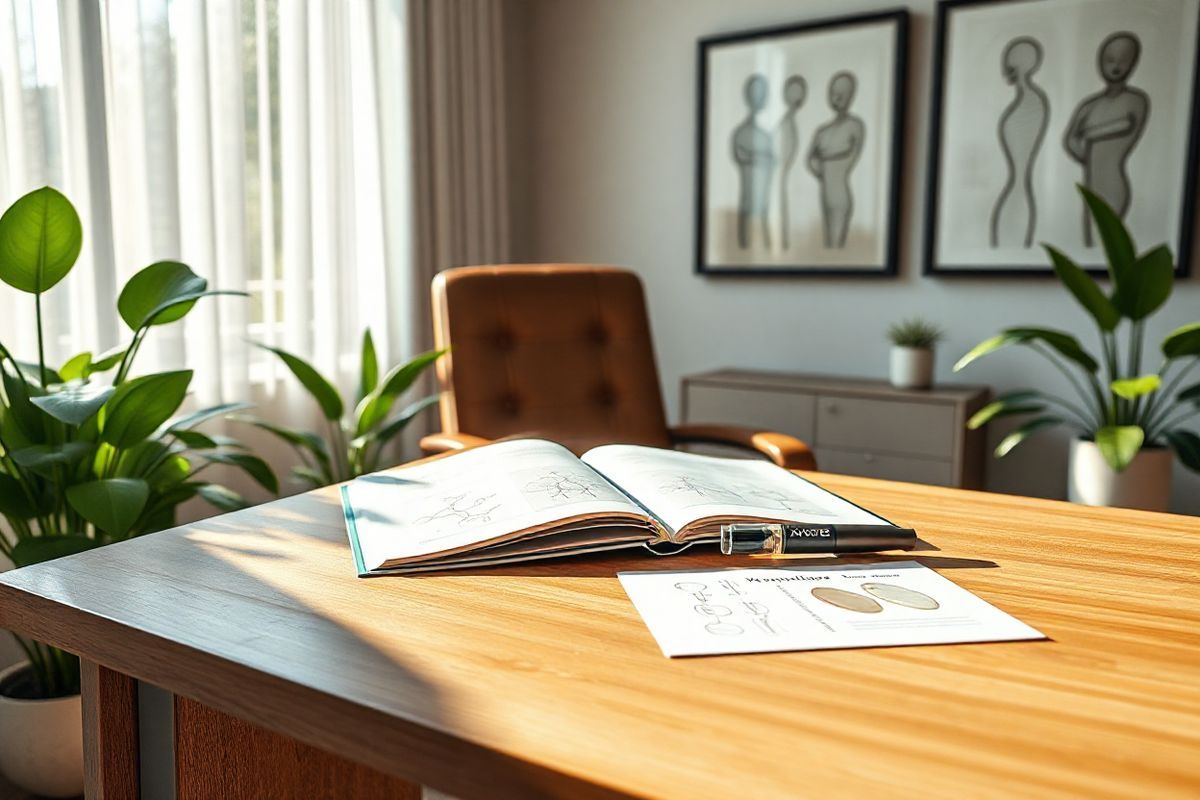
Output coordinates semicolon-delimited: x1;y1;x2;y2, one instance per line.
415;492;503;528
515;468;629;511
654;472;834;515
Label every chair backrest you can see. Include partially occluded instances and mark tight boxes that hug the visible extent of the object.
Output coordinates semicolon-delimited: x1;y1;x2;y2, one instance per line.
431;264;672;453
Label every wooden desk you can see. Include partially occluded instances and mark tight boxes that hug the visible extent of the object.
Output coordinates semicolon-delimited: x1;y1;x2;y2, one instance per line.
0;472;1197;798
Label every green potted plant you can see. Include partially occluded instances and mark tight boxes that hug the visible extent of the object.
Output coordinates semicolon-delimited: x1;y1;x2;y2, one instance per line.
238;334;443;487
887;317;944;389
0;187;276;796
956;186;1200;511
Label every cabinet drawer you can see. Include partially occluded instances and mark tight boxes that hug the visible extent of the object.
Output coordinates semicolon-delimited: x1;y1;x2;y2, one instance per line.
684;385;815;442
815;447;955;487
815;395;955;458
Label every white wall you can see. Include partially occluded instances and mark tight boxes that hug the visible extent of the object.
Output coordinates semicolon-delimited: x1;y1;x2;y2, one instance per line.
510;0;1200;513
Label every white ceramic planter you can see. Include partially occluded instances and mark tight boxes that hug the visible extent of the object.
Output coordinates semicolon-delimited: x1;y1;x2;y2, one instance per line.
889;346;934;390
0;662;84;798
1068;438;1173;512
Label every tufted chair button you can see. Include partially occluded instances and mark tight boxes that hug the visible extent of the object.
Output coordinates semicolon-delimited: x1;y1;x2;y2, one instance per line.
595;383;617;406
501;393;520;415
587;321;608;346
494;327;515;351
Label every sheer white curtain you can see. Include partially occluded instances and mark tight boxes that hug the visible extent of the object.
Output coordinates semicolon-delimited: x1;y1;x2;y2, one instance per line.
0;0;419;411
0;0;511;481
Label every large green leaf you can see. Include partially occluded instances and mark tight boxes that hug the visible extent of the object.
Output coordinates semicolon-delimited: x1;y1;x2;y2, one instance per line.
352;395;439;449
0;473;36;519
956;329;1098;373
354;350;443;435
1;362;45;441
90;345;127;373
201;451;278;494
1044;245;1120;331
31;383;115;426
171;430;221;450
197;483;248;512
59;352;93;382
233;416;331;477
99;370;193;447
1166;429;1200;472
0;186;82;294
1110;374;1161;401
1079;184;1135;284
14;360;59;385
1162;323;1200;359
1007;328;1099;372
118;261;204;328
966;391;1045;430
995;416;1063;458
66;478;150;537
147;454;191;492
116;440;176;479
1179;382;1200;406
10;442;94;478
1095;425;1145;472
254;344;343;420
146;482;202;516
359;330;378;403
10;535;102;568
1112;245;1174;321
116;261;246;330
290;466;327;489
165;401;253;432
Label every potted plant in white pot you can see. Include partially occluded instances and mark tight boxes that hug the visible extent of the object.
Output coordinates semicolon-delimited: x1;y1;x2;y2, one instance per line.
887;318;944;390
0;187;277;796
955;186;1200;512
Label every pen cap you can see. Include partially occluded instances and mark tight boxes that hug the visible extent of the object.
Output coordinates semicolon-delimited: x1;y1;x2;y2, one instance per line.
720;524;774;555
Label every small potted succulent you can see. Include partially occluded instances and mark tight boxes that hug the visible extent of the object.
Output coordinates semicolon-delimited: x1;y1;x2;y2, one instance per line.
887;318;944;390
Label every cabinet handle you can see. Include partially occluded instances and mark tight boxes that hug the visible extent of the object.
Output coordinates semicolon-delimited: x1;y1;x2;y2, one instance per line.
863;453;876;463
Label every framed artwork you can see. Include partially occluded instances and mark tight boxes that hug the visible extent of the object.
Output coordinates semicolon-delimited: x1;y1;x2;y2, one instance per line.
695;10;909;276
925;0;1200;276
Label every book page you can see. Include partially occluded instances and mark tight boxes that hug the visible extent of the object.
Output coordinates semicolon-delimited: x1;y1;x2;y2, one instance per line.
581;445;889;539
618;562;1046;657
346;439;649;571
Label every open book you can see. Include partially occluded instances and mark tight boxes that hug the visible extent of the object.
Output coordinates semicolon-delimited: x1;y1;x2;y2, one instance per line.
341;439;897;575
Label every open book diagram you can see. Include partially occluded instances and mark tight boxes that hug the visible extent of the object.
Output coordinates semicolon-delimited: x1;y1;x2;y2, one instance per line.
341;439;895;575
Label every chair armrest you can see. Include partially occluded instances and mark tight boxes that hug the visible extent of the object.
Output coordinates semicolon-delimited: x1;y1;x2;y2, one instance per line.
419;431;492;454
668;423;817;471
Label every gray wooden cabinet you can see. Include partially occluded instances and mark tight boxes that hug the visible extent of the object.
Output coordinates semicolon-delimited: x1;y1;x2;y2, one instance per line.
681;370;991;489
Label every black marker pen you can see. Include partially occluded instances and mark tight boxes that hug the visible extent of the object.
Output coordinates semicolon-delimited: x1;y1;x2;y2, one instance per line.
720;523;917;556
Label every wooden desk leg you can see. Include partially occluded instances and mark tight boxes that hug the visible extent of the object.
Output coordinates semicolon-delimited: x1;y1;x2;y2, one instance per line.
81;660;140;799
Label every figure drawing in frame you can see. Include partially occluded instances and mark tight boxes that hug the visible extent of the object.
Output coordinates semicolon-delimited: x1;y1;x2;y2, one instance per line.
991;36;1049;248
807;71;865;249
731;74;776;249
1063;31;1150;246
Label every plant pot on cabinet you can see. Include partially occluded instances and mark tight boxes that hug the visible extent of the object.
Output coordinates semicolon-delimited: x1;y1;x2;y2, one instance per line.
889;346;934;389
1068;438;1173;512
0;662;84;798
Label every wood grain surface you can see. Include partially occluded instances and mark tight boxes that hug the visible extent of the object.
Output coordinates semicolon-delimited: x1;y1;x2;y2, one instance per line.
0;470;1197;799
174;695;419;799
81;660;139;799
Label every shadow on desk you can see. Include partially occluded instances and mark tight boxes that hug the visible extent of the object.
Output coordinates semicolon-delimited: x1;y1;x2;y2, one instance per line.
25;488;585;799
411;550;999;580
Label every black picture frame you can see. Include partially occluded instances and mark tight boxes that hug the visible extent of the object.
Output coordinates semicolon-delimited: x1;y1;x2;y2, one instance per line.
924;0;1200;277
694;9;909;277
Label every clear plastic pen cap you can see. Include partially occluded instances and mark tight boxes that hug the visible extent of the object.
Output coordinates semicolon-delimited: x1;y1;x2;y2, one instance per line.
720;524;782;555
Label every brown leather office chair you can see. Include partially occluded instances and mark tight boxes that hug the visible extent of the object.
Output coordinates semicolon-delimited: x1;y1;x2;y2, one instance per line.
419;264;817;470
